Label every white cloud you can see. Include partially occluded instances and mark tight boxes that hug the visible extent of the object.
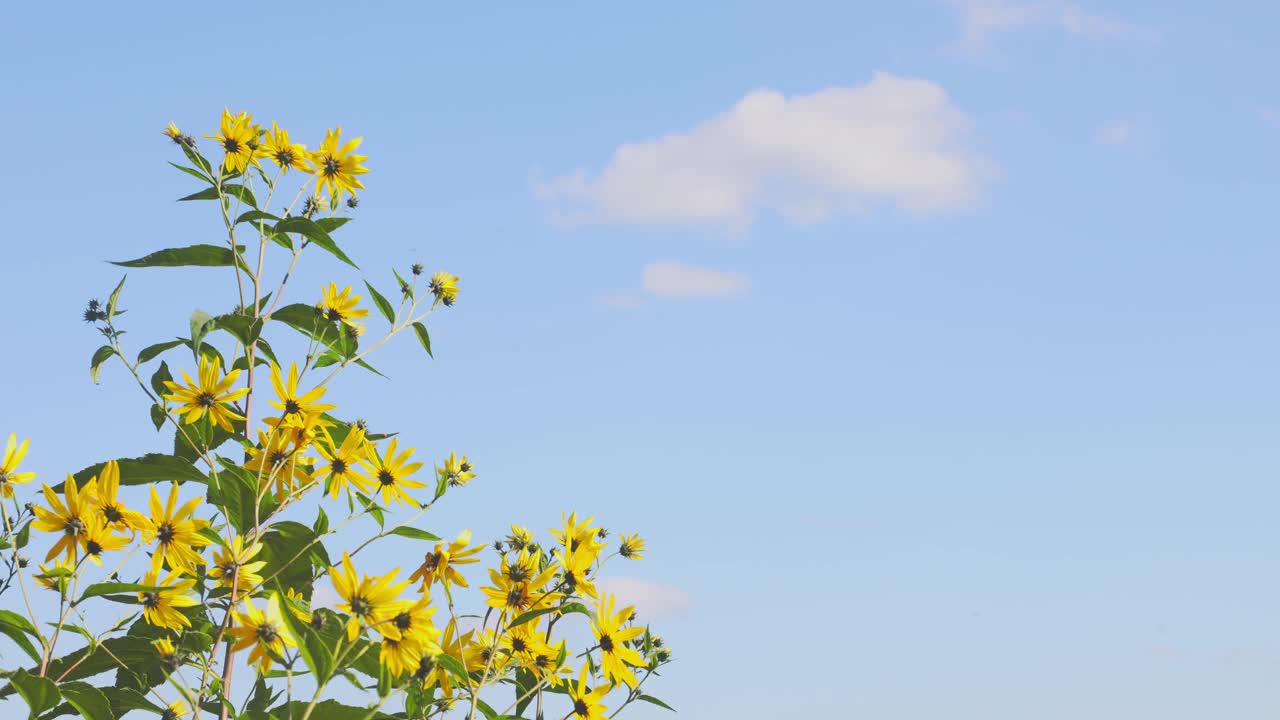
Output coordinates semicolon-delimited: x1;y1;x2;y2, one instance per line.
596;577;691;618
537;73;988;230
641;262;750;301
1094;119;1137;146
946;1;1156;55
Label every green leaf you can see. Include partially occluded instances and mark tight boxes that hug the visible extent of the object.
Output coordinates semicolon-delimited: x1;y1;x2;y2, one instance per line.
190;309;216;359
363;281;395;324
111;244;246;269
149;360;173;397
75;582;163;606
389;526;440;542
58;682;113;720
276;588;334;684
167;161;211;183
434;653;469;681
137;339;185;364
180;143;212;175
235;209;281;226
64;454;208;492
412;322;433;358
149;403;166;431
475;699;498;719
216;312;264;347
276;217;358;268
260;522;327;597
10;669;59;717
508;606;559;630
0;610;42;665
638;695;677;712
89;345;115;385
208;460;275;535
222;182;259;208
105;274;127;321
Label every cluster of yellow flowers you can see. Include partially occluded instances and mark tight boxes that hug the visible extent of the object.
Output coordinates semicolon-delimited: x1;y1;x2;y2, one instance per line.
167;110;369;202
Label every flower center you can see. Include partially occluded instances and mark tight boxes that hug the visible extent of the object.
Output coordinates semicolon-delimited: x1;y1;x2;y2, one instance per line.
86;540;103;555
65;517;86;537
196;391;216;407
223;138;240;154
141;592;161;609
256;622;280;643
284;399;302;415
330;458;347;475
156;522;175;544
323;157;340;177
377;469;395;487
507;565;530;583
269;451;288;466
574;699;589;716
274;150;294;167
394;612;412;630
325;308;343;322
349;596;373;618
511;637;527;652
103;505;123;523
599;634;614;653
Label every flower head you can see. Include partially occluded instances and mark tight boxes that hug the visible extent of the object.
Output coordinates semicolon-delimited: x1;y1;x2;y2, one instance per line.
84;460;147;532
268;362;335;420
205;109;260;173
311;126;368;201
361;437;426;506
229;594;297;673
428;272;459;306
408;529;485;590
259;122;313;173
592;593;645;687
140;482;210;574
81;515;130;566
314;426;373;499
618;533;645;560
317;282;369;334
139;569;199;629
568;663;610;719
436;452;475;488
162;355;248;433
209;535;267;592
31;475;90;562
0;433;36;498
329;551;411;642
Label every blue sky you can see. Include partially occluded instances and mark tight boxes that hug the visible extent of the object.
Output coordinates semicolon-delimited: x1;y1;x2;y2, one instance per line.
2;1;1280;717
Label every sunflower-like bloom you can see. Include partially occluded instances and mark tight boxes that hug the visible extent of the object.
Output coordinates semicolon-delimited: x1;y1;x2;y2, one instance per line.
84;460;147;532
244;429;311;502
412;618;473;697
480;547;561;615
35;558;74;592
259;122;313;173
505;525;533;551
408;529;485;590
140;482;210;574
618;533;644;560
428;272;459;306
592;594;645;688
385;598;442;654
328;551;411;642
317;283;369;334
469;627;512;675
556;543;599;599
436;452;475;488
162;356;248;432
31;475;90;562
314;426;373;499
229;594;296;673
139;569;199;630
205;109;260;173
500;620;552;664
528;638;572;688
311;126;368;201
269;363;335;421
208;535;267;592
163;122;183;143
152;637;180;668
0;433;36;498
361;437;425;506
567;663;610;720
82;515;131;566
551;512;604;555
161;700;189;720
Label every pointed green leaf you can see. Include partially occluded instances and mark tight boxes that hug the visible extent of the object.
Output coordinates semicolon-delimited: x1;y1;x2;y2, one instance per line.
89;345;115;385
412;322;432;358
0;610;42;665
389;527;440;542
276;217;358;268
363;281;395;324
10;669;59;716
111;244;246;269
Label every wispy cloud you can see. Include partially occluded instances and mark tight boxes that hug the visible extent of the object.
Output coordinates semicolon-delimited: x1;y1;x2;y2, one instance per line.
945;0;1158;56
642;262;749;301
596;577;692;618
1093;119;1138;147
538;72;989;231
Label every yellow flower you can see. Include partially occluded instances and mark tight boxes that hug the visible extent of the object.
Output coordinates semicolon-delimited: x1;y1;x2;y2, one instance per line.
380;633;427;678
436;452;475;488
152;637;179;666
206;109;260;173
31;475;90;562
428;272;459;306
500;620;551;662
139;569;199;630
140;482;210;574
551;512;604;555
314;426;373;499
386;598;442;651
161;700;189;720
162;355;248;433
268;362;335;420
311;126;368;201
412;618;472;697
328;551;411;642
505;525;533;550
244;429;310;502
361;437;425;506
284;588;313;624
528;638;572;687
259;122;313;173
592;593;645;688
618;533;644;560
82;515;130;566
556;543;598;599
567;663;610;720
208;535;267;592
163;122;182;142
35;558;74;592
408;529;485;590
0;433;36;498
480;547;561;614
229;594;296;673
317;282;369;334
84;460;147;532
